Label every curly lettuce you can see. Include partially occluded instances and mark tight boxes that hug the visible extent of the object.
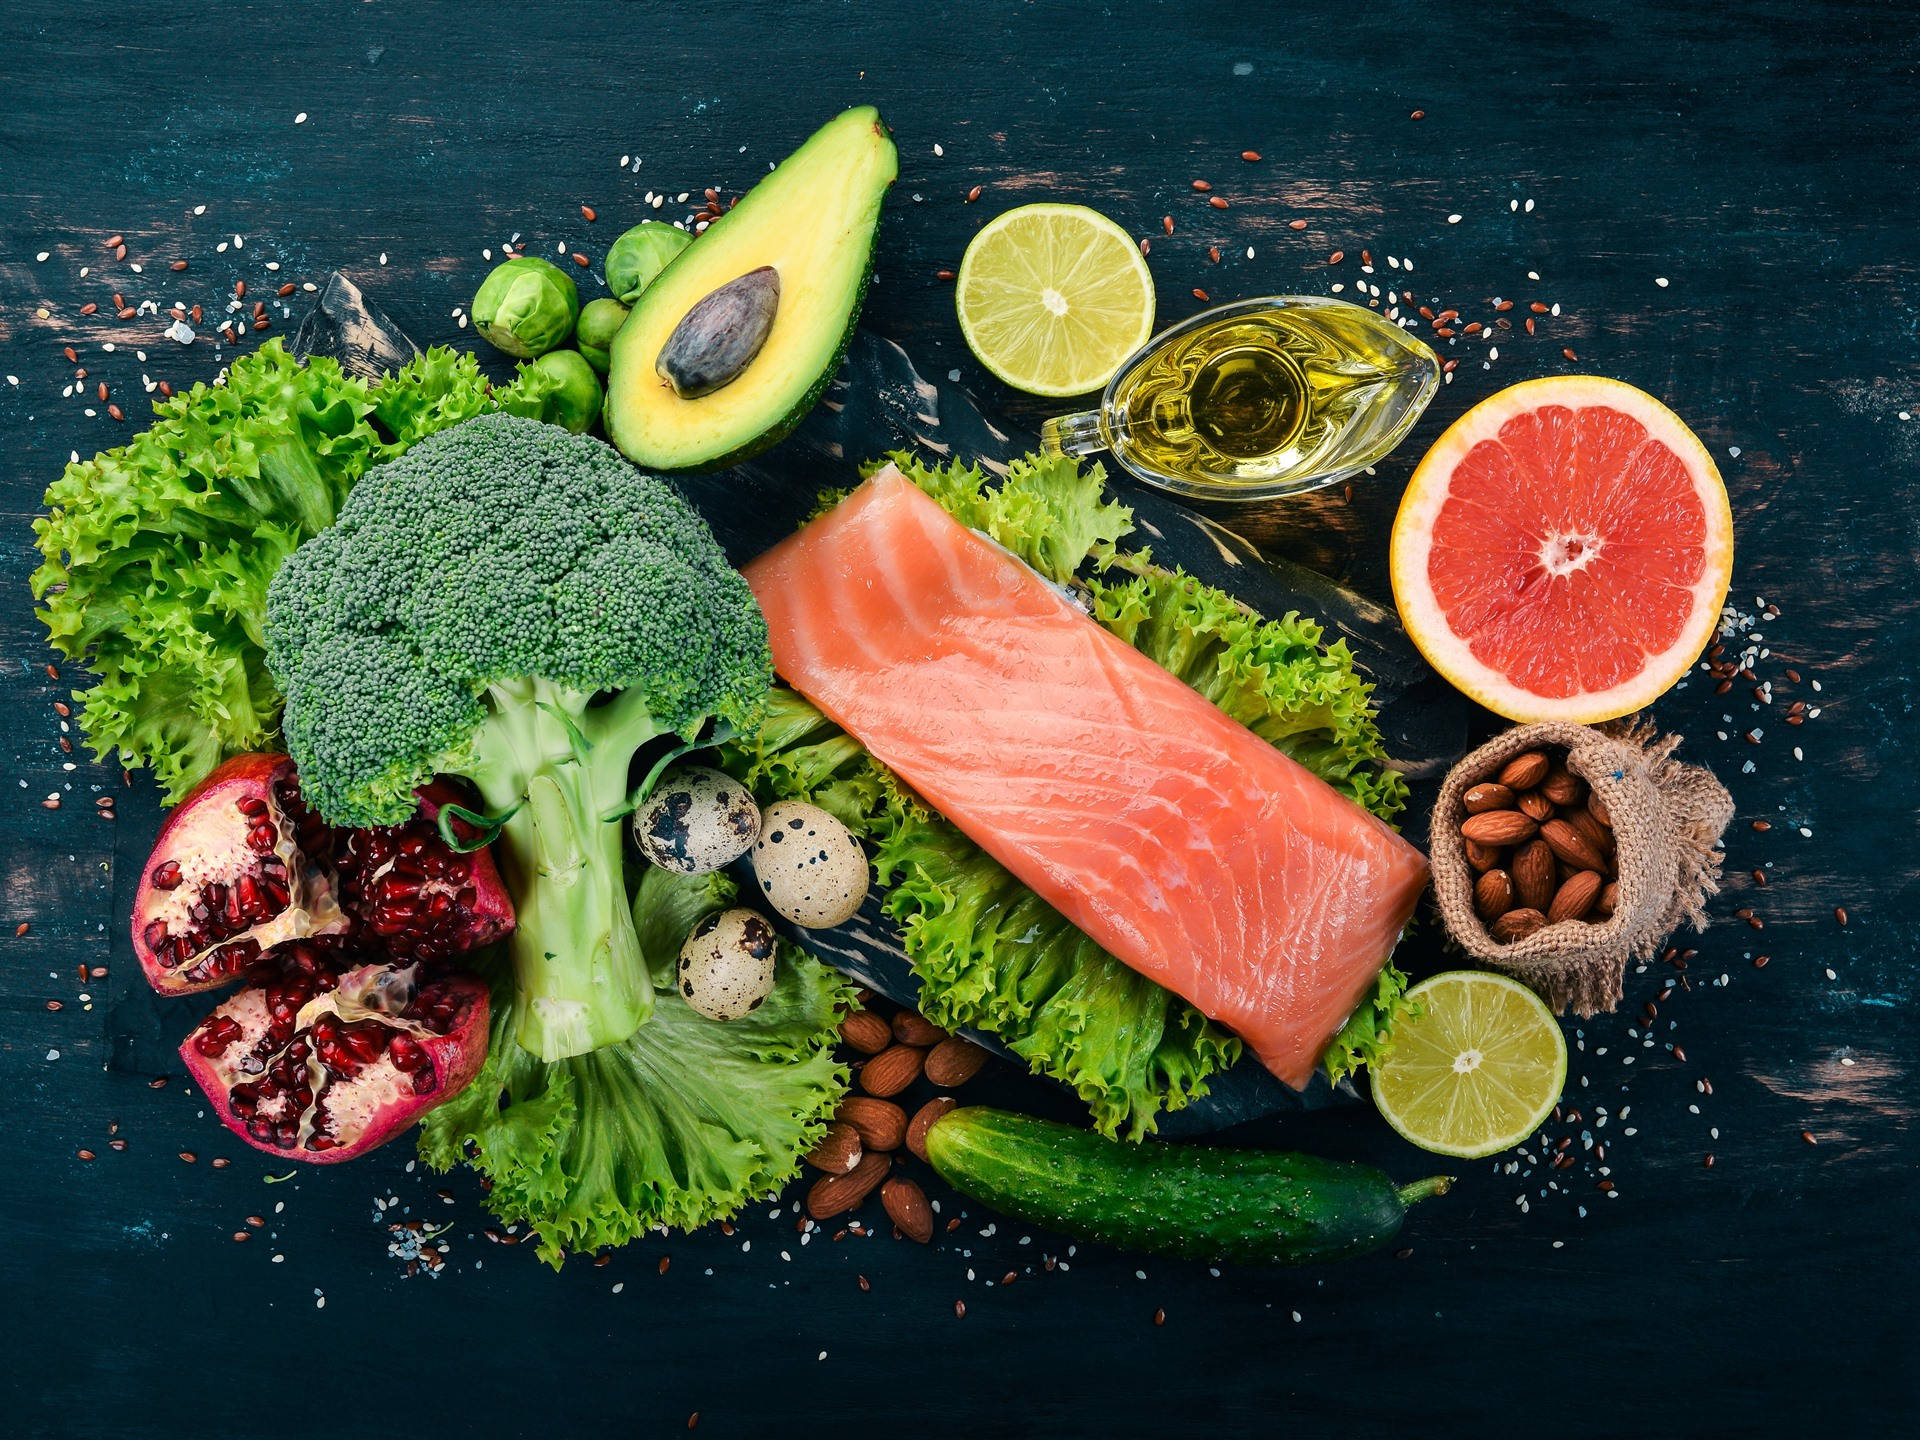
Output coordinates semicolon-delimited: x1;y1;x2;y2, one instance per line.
420;867;851;1266
31;339;532;802
728;450;1416;1139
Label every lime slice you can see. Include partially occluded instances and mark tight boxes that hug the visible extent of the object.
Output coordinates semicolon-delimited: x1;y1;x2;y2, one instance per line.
1370;971;1568;1159
954;203;1155;397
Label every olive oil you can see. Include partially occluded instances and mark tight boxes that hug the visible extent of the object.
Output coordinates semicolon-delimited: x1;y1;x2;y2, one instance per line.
1040;297;1439;501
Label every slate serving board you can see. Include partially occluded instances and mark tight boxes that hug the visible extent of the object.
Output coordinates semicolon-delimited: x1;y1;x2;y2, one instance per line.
167;276;1467;1134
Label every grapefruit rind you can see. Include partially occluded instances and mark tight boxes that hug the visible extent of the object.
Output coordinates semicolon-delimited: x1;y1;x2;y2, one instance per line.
1390;376;1733;724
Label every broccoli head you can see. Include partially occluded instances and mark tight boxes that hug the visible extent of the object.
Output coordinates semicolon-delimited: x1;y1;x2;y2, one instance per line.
265;413;771;1060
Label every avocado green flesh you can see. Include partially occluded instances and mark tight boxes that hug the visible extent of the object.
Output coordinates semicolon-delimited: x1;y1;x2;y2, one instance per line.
606;105;897;472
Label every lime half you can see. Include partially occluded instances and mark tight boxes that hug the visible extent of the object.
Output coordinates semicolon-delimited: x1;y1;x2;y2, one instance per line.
954;203;1155;397
1370;971;1568;1159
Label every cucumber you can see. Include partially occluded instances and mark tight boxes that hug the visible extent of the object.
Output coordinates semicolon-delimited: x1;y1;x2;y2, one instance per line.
924;1107;1451;1266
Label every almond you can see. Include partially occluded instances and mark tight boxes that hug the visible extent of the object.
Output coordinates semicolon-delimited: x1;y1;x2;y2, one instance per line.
838;1010;893;1055
1588;791;1612;828
1490;907;1547;943
907;1096;959;1161
1516;790;1555;822
859;1044;925;1097
891;1011;948;1047
1464;838;1502;872
1473;868;1515;921
1498;750;1550;791
1548;869;1604;923
1461;809;1538;847
880;1176;934;1243
1594;880;1620;919
803;1122;863;1174
1540;817;1606;873
836;1095;908;1151
923;1035;989;1088
1512;839;1556;912
1540;765;1586;807
1463;782;1515;814
1564;806;1616;863
806;1150;889;1220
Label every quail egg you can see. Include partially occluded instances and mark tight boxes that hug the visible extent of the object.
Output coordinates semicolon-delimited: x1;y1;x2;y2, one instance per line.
751;800;869;928
632;766;760;875
677;908;778;1021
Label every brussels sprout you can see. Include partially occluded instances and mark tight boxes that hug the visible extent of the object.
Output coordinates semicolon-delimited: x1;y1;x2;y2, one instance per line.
514;349;603;434
575;297;630;375
471;257;579;359
604;221;692;305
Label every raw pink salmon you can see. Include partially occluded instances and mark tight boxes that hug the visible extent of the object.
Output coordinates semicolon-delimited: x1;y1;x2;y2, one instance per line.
744;466;1429;1088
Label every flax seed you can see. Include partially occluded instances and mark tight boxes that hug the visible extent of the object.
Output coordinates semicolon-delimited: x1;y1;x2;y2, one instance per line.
1241;150;1261;161
1192;288;1210;302
1835;907;1848;926
580;205;597;221
1563;348;1579;361
966;185;982;202
171;260;189;272
80;302;98;315
1190;179;1212;192
1211;197;1230;210
235;280;246;299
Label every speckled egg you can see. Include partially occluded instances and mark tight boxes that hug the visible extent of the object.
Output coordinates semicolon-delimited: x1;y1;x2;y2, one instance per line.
633;766;761;875
751;800;869;929
677;908;778;1021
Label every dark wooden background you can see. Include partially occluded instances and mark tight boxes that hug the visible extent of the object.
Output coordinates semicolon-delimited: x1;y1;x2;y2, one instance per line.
3;2;1916;1435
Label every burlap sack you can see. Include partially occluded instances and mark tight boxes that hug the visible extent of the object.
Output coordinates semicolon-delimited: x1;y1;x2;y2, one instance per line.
1430;719;1734;1016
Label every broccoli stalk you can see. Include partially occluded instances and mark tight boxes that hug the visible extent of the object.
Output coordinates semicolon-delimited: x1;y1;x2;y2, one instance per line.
459;679;660;1057
264;414;771;1062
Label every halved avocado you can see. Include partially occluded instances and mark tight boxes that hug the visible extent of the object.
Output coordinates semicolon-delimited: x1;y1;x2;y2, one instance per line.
605;106;898;472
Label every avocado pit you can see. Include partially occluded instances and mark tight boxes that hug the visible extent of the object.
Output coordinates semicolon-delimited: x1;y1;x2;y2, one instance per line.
656;266;781;398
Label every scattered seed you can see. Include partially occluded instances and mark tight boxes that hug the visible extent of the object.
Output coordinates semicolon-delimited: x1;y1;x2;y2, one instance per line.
171;260;189;272
857;1274;870;1292
580;205;597;222
80;303;98;316
1410;109;1426;119
46;1000;62;1011
1162;215;1174;235
1192;288;1210;302
1752;820;1771;832
1210;197;1229;210
935;268;955;281
658;1256;671;1274
178;1151;197;1163
1703;1154;1715;1168
1153;1308;1166;1326
1329;250;1344;264
1835;907;1849;926
1138;238;1150;255
1801;1130;1817;1145
278;283;296;297
1208;246;1220;263
1190;179;1212;192
77;1148;95;1161
966;185;982;203
105;234;124;250
13;923;26;937
1563;348;1579;361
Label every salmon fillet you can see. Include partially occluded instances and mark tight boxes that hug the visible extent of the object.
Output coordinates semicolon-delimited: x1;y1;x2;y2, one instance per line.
744;467;1429;1088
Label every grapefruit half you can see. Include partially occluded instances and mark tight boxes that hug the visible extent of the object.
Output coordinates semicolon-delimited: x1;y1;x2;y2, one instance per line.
1391;377;1732;723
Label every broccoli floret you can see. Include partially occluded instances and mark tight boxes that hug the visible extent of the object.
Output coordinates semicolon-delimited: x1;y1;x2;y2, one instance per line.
265;413;770;1060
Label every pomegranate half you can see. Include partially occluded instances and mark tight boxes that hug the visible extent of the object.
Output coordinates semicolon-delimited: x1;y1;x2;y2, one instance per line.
133;755;513;995
180;950;491;1163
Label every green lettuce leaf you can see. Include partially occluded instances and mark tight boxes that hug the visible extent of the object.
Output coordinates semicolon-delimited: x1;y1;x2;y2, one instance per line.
725;452;1417;1135
31;340;532;801
419;867;852;1266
